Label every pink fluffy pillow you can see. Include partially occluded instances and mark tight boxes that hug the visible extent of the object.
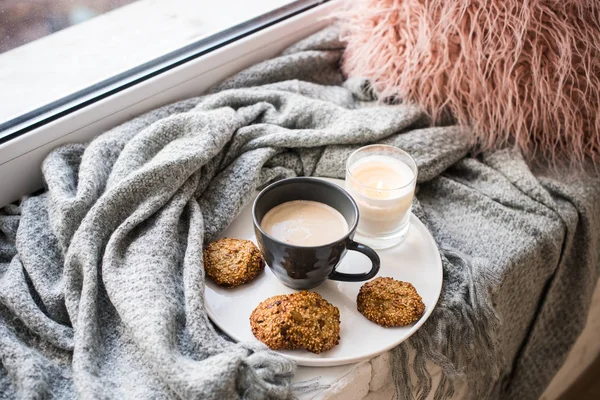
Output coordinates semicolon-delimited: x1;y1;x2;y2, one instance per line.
340;0;600;167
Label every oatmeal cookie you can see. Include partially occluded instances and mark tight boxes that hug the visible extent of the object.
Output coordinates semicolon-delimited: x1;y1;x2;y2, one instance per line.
203;238;265;288
357;277;425;327
250;291;340;354
249;294;292;350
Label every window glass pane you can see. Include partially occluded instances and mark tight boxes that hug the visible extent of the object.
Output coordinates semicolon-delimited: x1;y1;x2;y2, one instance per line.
0;1;139;52
0;0;306;138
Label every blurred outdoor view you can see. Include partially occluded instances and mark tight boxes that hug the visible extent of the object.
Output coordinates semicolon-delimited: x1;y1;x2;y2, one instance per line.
0;0;138;53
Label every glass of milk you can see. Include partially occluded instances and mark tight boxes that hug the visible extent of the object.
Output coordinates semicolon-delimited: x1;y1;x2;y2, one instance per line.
345;145;417;249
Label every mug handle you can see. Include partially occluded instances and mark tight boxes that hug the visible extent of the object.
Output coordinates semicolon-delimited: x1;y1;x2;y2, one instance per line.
328;240;380;282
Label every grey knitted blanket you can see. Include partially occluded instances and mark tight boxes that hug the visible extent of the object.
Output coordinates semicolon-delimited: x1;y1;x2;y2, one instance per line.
1;27;599;400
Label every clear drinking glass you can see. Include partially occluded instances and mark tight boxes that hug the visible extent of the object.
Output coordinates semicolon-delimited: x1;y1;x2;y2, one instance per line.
345;145;418;249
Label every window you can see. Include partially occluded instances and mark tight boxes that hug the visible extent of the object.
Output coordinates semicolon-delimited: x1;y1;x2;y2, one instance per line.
0;1;140;53
0;0;325;142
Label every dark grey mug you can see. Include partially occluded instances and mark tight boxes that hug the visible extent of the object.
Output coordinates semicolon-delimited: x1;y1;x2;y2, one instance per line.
252;177;380;290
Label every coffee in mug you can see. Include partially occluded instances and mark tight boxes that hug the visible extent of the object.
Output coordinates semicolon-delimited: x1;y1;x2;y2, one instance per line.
261;200;349;246
253;177;380;290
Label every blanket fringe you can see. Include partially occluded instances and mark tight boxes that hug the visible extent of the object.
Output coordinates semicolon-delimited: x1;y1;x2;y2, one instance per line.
393;246;503;400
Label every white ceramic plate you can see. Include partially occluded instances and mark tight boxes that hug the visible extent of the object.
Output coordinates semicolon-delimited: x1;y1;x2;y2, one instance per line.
205;178;443;367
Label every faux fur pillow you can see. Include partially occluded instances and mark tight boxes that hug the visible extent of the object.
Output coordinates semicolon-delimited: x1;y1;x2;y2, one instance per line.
340;0;600;167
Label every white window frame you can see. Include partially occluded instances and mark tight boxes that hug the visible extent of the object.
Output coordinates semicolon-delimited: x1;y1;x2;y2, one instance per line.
0;0;340;207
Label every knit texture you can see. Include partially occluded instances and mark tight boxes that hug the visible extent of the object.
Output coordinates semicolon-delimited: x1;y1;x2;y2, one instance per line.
0;26;599;400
